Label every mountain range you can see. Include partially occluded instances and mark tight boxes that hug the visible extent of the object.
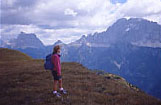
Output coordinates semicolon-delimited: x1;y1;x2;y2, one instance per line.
0;18;161;99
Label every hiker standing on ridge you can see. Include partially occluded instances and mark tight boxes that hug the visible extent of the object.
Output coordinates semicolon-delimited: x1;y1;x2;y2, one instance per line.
51;45;67;97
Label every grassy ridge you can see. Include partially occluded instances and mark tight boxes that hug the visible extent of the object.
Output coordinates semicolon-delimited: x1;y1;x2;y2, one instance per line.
0;48;161;105
0;48;32;61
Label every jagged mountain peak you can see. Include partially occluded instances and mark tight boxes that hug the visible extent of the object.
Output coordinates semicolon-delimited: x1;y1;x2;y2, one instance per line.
116;18;148;23
18;32;37;39
73;18;161;48
68;35;88;47
76;35;86;41
77;35;87;43
111;18;157;28
9;32;44;49
81;35;86;38
54;40;64;46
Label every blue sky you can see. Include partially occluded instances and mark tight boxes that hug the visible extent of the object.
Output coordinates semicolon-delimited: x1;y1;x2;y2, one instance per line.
1;0;161;45
110;0;127;4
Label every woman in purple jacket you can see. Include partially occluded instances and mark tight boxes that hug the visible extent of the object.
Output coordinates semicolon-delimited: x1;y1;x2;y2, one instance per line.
51;45;67;97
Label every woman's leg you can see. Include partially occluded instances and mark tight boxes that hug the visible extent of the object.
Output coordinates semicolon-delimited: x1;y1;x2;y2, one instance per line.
58;79;67;94
53;80;58;91
53;80;61;97
59;79;62;89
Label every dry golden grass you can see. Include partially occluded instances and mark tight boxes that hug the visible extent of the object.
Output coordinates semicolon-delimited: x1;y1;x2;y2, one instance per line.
0;48;32;61
0;48;161;105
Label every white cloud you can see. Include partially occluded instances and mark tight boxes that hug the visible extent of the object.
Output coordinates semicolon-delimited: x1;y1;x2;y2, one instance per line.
64;8;77;17
1;24;97;45
1;25;41;40
118;0;161;23
1;0;161;45
2;0;17;7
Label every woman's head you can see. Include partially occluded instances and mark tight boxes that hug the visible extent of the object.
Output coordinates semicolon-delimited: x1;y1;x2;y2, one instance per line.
53;45;61;54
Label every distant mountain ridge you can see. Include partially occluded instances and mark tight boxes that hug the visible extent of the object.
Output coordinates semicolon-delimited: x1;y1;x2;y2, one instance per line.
2;32;45;49
69;18;161;48
1;18;161;49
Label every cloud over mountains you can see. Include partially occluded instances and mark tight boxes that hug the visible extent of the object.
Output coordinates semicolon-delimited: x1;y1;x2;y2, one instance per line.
1;0;161;45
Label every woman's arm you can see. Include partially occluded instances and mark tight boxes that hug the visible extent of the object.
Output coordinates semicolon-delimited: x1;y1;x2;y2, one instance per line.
52;55;61;75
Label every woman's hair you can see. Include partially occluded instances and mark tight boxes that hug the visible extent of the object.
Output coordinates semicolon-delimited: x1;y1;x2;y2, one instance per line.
53;45;61;53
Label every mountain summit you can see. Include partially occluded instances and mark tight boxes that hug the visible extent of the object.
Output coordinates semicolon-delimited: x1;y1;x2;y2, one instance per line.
54;40;64;46
70;18;161;48
5;32;44;49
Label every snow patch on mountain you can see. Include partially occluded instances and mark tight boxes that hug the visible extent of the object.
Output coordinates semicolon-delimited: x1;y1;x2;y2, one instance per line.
113;61;121;70
88;43;110;47
125;28;130;31
131;41;161;48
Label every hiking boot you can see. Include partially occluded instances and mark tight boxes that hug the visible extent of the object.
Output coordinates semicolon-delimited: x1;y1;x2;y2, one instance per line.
60;89;67;94
53;92;61;98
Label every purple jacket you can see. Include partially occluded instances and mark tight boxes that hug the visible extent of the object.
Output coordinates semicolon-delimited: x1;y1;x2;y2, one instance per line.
52;53;61;75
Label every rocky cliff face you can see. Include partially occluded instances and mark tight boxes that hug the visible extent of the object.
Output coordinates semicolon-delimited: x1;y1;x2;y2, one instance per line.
69;18;161;48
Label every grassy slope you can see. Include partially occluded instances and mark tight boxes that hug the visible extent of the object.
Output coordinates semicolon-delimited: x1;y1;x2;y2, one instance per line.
0;48;32;61
0;48;161;105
